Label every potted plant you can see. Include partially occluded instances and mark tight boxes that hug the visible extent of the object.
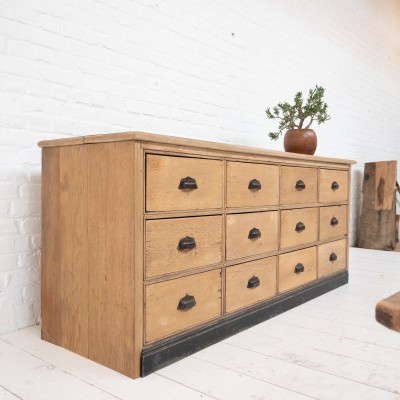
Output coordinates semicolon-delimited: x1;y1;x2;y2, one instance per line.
265;85;330;155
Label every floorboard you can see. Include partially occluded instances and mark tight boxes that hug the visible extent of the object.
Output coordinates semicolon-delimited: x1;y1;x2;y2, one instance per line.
1;247;400;400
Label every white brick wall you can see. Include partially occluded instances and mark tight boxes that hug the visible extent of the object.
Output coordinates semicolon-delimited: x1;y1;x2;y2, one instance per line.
0;0;400;334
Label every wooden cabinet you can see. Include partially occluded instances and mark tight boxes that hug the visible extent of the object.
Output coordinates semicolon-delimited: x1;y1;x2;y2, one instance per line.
39;131;355;379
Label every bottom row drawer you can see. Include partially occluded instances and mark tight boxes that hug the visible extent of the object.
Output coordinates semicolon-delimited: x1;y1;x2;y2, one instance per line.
226;257;277;313
279;247;317;293
318;239;347;277
145;269;222;343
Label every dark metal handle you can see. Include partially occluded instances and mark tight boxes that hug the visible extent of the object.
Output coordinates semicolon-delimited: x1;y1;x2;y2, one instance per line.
329;252;338;261
248;227;261;239
177;294;196;311
331;181;339;190
330;217;339;226
248;179;261;190
178;176;198;190
295;222;305;232
295;180;306;190
177;236;196;250
247;276;260;289
295;263;305;273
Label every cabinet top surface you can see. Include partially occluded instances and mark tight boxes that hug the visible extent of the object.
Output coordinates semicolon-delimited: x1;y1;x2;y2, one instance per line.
38;131;356;165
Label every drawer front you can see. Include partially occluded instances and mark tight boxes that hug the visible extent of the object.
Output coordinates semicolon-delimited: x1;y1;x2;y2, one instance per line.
280;207;318;249
319;169;348;202
145;215;223;278
318;239;347;277
226;161;279;208
146;154;223;212
319;205;347;240
226;211;278;261
280;166;318;205
279;247;317;293
145;269;222;343
226;257;277;313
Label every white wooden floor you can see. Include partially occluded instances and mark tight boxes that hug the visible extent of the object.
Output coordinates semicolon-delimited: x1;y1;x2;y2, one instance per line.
1;247;400;400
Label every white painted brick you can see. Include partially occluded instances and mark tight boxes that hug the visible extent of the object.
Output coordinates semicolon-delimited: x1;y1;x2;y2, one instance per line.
38;14;64;35
0;183;19;199
0;201;11;217
0;254;18;273
0;35;7;53
31;234;41;251
0;236;30;254
7;39;34;60
18;253;40;270
0;54;41;79
33;45;58;64
0;219;18;235
14;6;38;25
11;200;40;218
21;25;65;50
1;74;28;93
19;218;41;236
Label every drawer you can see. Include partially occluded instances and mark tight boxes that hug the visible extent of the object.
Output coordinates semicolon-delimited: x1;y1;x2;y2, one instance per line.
280;166;318;205
145;215;223;278
226;257;277;313
319;205;347;240
146;154;223;212
279;247;317;293
319;169;348;202
226;211;278;261
226;161;279;208
280;207;318;249
145;269;222;343
318;239;347;278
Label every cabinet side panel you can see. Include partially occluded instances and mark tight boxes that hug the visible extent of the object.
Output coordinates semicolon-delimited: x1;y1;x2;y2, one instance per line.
59;145;89;357
87;142;139;378
41;147;61;344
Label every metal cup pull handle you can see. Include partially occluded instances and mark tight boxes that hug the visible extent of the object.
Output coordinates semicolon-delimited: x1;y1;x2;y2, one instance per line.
247;276;260;289
177;236;196;250
295;180;306;190
248;228;261;239
178;176;198;190
248;179;262;190
177;294;196;311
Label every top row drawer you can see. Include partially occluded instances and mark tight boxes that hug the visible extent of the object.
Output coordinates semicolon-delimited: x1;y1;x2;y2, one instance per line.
146;155;348;212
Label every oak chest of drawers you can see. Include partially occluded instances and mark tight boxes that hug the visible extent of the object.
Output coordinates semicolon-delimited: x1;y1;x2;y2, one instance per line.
39;132;355;378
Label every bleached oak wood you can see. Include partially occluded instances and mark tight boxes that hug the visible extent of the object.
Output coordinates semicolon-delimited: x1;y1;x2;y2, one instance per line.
280;166;318;205
280;207;318;248
225;257;277;313
226;211;279;261
87;142;139;378
319;205;347;240
145;215;223;278
278;247;317;293
319;169;349;202
41;147;61;345
318;239;347;278
59;145;89;357
146;154;223;212
145;269;222;343
226;161;279;207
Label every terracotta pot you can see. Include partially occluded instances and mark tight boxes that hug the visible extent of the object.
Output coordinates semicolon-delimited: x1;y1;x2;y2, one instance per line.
284;129;317;155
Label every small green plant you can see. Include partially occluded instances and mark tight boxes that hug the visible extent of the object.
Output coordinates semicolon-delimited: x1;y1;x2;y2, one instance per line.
266;85;330;140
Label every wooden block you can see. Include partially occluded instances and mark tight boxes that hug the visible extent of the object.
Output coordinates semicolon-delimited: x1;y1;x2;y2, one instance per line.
357;161;397;250
376;291;400;332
